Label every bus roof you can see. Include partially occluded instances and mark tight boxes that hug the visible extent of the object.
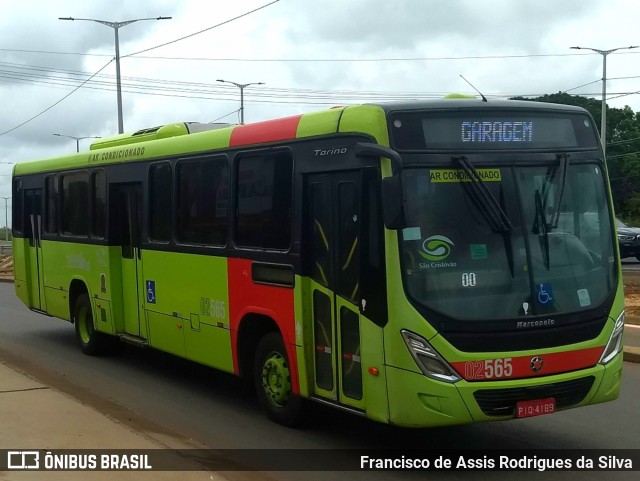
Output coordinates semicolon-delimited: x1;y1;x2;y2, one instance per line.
13;99;591;176
374;98;590;114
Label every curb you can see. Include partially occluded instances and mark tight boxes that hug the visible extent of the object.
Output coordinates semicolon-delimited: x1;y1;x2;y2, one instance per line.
623;346;640;364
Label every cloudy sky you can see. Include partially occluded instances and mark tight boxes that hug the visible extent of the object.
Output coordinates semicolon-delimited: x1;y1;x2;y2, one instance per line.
1;0;640;221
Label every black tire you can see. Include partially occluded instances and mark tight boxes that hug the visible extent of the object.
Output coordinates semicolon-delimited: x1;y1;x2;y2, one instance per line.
73;293;120;355
254;332;305;427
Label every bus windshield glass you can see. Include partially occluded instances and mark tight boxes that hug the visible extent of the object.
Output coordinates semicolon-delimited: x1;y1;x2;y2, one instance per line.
400;162;616;320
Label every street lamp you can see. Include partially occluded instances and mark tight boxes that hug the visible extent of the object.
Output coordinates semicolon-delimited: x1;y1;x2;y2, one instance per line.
59;16;172;134
2;197;9;241
571;45;639;156
53;133;101;153
216;79;265;124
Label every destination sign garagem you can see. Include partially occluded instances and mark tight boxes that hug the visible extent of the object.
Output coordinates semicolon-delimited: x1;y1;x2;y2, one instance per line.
389;110;600;151
461;120;533;143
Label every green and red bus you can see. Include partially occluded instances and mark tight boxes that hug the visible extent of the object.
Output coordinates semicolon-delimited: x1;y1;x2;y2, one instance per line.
11;99;623;427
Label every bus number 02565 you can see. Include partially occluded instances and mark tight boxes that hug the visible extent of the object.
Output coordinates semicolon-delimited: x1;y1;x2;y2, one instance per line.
464;358;513;380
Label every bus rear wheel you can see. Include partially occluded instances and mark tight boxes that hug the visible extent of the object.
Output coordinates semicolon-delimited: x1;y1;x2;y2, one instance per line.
254;332;304;427
73;293;118;356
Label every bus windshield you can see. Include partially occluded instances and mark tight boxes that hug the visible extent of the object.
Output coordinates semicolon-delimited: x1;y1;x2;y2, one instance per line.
400;161;616;321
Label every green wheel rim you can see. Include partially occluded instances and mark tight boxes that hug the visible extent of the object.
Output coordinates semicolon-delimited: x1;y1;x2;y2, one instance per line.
78;305;93;344
261;350;291;408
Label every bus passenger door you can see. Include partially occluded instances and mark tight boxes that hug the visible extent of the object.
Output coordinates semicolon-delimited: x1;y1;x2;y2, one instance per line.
24;188;46;311
111;183;144;337
307;172;364;410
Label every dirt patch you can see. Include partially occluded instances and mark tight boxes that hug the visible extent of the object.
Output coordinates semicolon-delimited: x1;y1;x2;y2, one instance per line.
623;270;640;324
0;255;12;281
624;289;640;325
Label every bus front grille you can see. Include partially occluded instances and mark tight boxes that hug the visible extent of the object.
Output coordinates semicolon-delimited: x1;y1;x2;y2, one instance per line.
473;376;595;417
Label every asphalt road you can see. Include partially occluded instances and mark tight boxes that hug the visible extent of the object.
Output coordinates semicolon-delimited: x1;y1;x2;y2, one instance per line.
0;282;639;481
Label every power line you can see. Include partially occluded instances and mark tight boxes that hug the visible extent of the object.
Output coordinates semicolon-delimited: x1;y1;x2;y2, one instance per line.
608;89;640;101
0;59;113;137
562;75;640;96
1;65;638;108
607;150;640;160
209;109;240;123
2;67;638;107
0;47;110;57
3;45;640;63
3;59;635;103
120;51;640;62
608;136;640;146
124;0;280;58
562;78;601;93
0;60;454;100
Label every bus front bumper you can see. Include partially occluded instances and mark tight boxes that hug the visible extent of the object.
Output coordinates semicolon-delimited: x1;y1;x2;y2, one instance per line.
385;352;622;428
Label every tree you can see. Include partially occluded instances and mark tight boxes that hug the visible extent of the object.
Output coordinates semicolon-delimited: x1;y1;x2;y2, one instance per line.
0;227;11;241
511;93;640;222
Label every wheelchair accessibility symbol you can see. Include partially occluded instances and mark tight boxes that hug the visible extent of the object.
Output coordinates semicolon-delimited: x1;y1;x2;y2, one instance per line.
146;280;156;304
536;283;553;305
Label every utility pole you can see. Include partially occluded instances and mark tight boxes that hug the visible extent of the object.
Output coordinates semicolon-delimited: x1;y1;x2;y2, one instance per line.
571;45;638;156
59;16;172;133
53;133;101;152
2;197;9;241
216;79;265;124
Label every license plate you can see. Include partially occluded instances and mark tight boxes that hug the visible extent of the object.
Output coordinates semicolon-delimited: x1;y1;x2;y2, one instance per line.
516;398;556;418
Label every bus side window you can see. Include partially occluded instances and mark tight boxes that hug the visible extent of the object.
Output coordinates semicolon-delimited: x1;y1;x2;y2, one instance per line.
149;162;172;242
61;171;89;237
44;175;59;235
235;151;293;250
337;181;359;303
12;178;23;235
91;170;106;239
176;157;228;246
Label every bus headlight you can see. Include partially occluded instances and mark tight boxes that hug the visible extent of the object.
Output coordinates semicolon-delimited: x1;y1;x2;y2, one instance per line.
599;311;624;365
401;330;460;383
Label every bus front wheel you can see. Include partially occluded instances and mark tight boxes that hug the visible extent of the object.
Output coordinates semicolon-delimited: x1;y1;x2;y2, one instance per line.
73;293;115;356
254;332;304;427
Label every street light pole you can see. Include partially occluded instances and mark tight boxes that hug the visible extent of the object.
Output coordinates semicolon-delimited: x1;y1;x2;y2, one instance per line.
59;16;172;134
571;45;638;156
216;79;265;124
53;133;101;152
2;197;9;241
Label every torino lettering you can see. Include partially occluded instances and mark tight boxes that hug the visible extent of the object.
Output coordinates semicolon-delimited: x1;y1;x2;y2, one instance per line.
461;121;534;143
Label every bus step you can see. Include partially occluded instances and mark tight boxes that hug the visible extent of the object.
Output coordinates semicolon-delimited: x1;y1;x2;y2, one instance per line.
118;333;149;347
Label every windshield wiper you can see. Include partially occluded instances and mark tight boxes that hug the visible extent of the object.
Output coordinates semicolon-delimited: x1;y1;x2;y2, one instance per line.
453;155;513;234
548;153;570;230
533;189;550;270
453;155;515;277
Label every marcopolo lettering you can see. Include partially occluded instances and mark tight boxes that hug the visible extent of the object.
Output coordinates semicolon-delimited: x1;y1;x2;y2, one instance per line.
516;318;555;329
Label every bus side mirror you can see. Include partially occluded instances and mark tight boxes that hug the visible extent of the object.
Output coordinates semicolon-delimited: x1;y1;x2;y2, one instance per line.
382;175;405;230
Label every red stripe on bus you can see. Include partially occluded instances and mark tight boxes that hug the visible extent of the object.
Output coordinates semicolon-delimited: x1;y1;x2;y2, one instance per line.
229;115;302;147
449;346;604;381
227;258;299;394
